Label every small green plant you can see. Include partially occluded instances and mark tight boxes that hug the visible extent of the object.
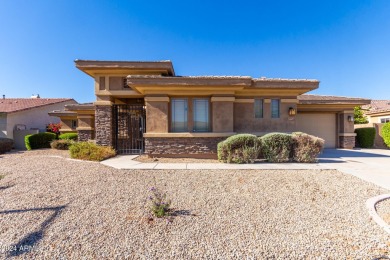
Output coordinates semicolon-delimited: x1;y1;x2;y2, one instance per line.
25;132;57;150
59;133;78;140
354;127;375;148
50;139;75;150
382;122;390;148
69;141;116;161
148;187;172;218
0;175;4;181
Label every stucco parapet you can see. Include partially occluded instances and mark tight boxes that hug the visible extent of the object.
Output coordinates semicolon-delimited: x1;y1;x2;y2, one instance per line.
93;101;113;106
143;132;236;138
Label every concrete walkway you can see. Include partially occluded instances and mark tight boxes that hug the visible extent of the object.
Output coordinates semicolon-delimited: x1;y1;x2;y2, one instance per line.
101;149;390;190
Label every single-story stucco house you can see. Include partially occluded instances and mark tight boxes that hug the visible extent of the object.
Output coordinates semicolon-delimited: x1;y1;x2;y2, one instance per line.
362;100;390;124
0;96;77;149
50;60;370;158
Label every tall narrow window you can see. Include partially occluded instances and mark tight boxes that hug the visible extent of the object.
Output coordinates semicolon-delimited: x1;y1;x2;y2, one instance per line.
254;99;263;118
171;99;188;132
193;99;209;132
271;99;280;118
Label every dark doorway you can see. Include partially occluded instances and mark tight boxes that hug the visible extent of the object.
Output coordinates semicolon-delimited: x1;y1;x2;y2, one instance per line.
113;104;146;154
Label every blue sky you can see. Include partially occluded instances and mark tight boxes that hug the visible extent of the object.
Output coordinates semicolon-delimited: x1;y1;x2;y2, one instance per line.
0;0;389;103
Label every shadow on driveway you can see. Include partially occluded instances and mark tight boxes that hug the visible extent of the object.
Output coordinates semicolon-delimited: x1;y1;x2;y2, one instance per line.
320;149;390;159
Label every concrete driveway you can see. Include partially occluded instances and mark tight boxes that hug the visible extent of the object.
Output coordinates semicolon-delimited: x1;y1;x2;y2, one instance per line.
102;148;390;191
319;149;390;190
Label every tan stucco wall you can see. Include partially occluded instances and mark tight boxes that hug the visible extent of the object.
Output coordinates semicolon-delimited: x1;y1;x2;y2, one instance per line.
234;101;297;133
5;100;77;139
338;112;354;133
146;101;168;133
60;119;75;132
109;77;124;90
78;117;94;128
212;101;233;132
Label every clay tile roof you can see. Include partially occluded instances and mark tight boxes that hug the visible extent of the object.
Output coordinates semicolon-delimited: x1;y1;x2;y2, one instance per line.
0;98;74;113
362;100;390;114
298;94;370;104
253;77;318;82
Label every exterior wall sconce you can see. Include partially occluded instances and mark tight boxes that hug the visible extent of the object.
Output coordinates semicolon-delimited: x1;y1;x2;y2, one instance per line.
288;107;296;116
347;115;354;122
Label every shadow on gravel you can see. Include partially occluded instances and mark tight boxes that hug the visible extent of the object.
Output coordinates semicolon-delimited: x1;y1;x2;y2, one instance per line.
170;209;197;217
0;205;67;257
0;184;15;191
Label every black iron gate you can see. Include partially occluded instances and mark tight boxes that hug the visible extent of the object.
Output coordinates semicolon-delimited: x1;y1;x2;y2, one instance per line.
113;104;146;154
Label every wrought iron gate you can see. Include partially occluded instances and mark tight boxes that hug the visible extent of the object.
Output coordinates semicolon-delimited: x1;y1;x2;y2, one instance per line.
113;104;146;154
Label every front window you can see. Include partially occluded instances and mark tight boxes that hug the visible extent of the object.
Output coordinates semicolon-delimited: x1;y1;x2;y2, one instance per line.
193;99;209;132
254;99;263;118
271;99;280;118
71;120;78;129
381;118;390;123
171;99;188;132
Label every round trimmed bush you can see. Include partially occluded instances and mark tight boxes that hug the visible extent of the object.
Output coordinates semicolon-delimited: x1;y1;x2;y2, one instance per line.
218;134;261;163
260;133;293;163
25;132;57;150
0;138;14;154
354;127;375;148
382;122;390;148
292;132;324;163
59;133;78;140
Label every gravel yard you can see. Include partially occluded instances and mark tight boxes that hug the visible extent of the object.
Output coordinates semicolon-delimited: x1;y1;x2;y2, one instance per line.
0;149;389;258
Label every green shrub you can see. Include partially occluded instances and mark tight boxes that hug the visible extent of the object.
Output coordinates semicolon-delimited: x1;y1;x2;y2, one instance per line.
25;132;57;150
382;122;390;148
354;127;375;148
292;132;324;163
50;139;75;150
0;138;14;154
59;133;78;140
217;134;261;163
69;142;116;161
260;133;293;163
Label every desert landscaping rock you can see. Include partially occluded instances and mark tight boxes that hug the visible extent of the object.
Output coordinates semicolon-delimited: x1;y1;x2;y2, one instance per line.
0;149;389;258
376;198;390;226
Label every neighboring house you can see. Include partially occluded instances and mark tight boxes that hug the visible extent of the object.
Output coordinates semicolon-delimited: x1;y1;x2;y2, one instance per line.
0;96;77;139
362;100;390;123
50;60;369;158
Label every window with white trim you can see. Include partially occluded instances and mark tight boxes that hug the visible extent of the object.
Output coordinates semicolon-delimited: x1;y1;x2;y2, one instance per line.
381;118;390;123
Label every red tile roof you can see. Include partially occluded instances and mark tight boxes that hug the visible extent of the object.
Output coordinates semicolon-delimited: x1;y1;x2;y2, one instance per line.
362;100;390;114
0;98;75;113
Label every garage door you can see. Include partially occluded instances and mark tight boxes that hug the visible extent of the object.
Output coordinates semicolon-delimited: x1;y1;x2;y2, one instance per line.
296;113;337;148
